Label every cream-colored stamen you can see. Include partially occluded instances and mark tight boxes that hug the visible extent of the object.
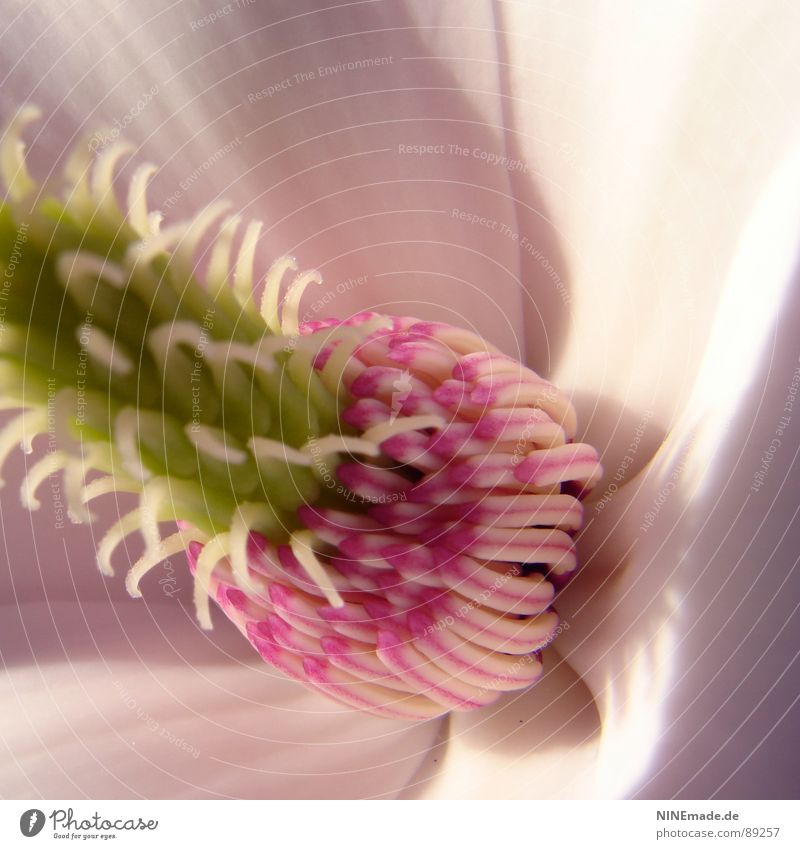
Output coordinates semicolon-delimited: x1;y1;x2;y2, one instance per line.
98;508;143;577
0;410;46;488
290;530;344;608
114;407;151;482
362;414;445;445
234;219;264;308
186;424;248;465
77;325;133;376
20;452;64;510
280;269;323;337
303;434;380;459
192;533;231;630
0;104;41;201
259;254;297;332
126;163;159;238
248;436;313;467
126;528;197;597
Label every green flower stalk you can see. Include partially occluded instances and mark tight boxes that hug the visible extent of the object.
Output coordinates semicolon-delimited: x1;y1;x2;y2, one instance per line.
0;107;602;720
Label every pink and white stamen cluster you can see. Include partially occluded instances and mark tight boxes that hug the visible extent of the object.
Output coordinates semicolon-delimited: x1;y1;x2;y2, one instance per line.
0;113;602;722
188;313;602;721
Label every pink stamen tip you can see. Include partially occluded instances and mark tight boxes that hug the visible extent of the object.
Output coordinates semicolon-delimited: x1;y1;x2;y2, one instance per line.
432;380;471;408
319;634;349;656
335;463;414;500
186;540;204;569
380;543;440;584
341;398;391;430
451;352;520;381
362;598;410;632
301;656;329;680
473;407;552;439
337;534;393;562
246;620;272;641
406;610;437;639
376;629;404;651
224;588;249;612
513;444;602;488
267;583;293;607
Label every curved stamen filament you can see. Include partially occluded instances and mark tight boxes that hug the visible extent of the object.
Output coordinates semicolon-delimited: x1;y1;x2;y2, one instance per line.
76;325;133;376
0;410;46;488
248;436;314;467
114;407;151;482
56;250;127;294
20;451;64;510
147;321;205;372
0;104;40;201
290;530;344;608
186;424;248;465
91;142;134;220
362;414;445;445
127;528;198;598
206;214;240;297
98;508;143;577
192;532;231;630
280;270;323;337
259;255;297;333
234;219;264;310
82;474;140;504
229;503;279;594
303;434;380;459
126;163;159;238
173;200;232;278
216;340;283;374
139;477;174;554
318;330;362;400
64;457;95;523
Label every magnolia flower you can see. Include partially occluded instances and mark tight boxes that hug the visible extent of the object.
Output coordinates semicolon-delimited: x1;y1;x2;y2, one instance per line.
1;105;603;720
1;0;798;801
